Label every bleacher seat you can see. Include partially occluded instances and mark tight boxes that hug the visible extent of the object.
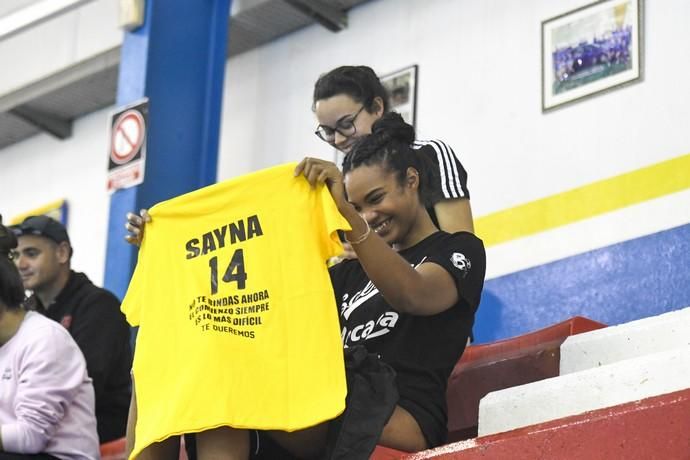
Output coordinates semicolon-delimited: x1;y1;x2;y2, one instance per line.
408;387;690;459
560;305;690;374
446;316;605;441
370;316;605;459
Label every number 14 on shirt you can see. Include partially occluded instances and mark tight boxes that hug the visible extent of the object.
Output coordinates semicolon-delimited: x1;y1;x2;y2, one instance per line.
208;249;247;294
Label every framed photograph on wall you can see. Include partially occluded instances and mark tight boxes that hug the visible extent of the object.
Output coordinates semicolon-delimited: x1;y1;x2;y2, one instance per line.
381;65;418;128
542;0;642;111
335;65;419;167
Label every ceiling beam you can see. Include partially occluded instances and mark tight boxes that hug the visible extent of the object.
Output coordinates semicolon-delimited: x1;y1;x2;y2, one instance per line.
10;106;72;139
0;47;119;113
282;0;347;32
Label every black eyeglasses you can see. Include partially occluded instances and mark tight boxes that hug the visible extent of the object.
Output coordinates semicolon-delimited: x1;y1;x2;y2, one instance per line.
314;106;366;143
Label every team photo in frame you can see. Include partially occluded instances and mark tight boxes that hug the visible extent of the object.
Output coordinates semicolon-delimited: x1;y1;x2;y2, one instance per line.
542;0;643;111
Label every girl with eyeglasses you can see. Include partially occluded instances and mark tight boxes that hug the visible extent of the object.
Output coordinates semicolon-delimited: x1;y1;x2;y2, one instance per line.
312;66;474;237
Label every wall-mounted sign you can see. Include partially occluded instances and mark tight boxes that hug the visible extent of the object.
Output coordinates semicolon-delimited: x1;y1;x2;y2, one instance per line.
108;98;148;192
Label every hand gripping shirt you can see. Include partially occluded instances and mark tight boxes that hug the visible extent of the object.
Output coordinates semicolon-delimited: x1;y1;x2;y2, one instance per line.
121;163;350;458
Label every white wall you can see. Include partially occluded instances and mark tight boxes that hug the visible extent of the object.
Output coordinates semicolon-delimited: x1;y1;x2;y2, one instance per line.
0;0;122;97
1;0;689;289
218;0;690;275
0;107;112;284
220;0;689;206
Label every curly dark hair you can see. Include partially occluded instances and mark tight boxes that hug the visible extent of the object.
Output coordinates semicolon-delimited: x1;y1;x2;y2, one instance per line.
342;112;439;207
0;215;24;309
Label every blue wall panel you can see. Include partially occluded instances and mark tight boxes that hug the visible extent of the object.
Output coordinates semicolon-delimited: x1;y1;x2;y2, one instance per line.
475;223;690;343
104;0;231;301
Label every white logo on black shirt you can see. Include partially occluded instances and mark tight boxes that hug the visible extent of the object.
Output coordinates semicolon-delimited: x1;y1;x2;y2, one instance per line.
451;252;471;278
342;311;399;345
339;257;426;346
340;281;379;320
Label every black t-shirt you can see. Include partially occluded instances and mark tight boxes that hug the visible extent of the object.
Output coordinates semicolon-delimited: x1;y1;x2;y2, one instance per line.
413;139;470;202
413;139;470;227
329;231;486;446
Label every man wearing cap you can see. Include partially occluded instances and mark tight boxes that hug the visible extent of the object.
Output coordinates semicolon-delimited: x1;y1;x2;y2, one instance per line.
11;215;132;444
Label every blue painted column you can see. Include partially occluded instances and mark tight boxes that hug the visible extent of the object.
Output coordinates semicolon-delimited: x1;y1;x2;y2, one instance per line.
104;0;232;300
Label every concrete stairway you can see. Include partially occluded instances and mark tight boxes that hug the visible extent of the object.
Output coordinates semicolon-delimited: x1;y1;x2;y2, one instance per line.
478;306;690;436
379;307;690;459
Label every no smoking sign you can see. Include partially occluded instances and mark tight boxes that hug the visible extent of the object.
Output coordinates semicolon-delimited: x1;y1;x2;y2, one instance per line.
107;99;148;192
112;110;145;164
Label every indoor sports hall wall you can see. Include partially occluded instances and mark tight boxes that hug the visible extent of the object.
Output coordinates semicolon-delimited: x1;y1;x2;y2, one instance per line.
1;0;689;341
0;107;116;285
216;0;690;341
473;154;690;341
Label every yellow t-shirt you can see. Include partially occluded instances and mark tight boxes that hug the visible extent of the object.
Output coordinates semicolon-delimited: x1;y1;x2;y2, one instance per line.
122;163;350;458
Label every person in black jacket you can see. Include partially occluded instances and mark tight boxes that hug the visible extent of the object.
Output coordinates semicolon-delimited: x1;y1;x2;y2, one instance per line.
10;215;132;444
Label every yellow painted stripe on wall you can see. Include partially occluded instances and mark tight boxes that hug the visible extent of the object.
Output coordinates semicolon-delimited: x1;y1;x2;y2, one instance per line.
475;153;690;247
10;199;66;225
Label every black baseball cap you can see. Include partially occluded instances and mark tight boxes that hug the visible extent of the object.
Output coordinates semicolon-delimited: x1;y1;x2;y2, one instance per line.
10;215;71;245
